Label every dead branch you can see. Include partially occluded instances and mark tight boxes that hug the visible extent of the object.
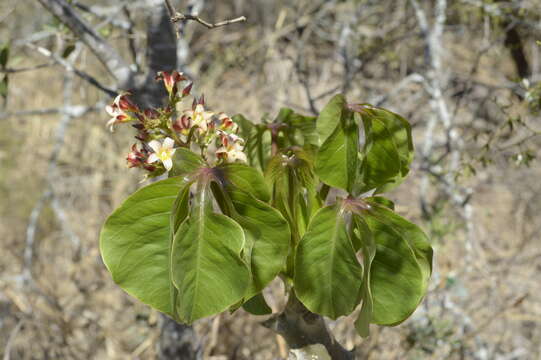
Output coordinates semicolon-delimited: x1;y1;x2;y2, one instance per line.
163;0;245;38
0;63;55;74
36;0;132;85
26;43;117;97
23;53;82;283
3;320;25;360
0;103;104;120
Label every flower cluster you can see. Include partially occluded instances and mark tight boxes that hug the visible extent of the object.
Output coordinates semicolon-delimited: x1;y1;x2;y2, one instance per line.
105;71;247;177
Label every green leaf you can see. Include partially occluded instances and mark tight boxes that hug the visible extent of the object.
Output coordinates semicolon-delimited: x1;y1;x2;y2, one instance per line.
62;44;76;59
218;163;271;202
315;111;359;192
357;107;413;193
226;188;290;298
169;181;192;320
100;177;188;317
232;114;258;166
288;113;318;146
359;116;400;192
171;184;250;323
366;196;395;211
363;205;432;325
353;216;376;337
242;293;273;315
274;107;294;123
316;94;348;144
295;205;363;319
169;147;205;178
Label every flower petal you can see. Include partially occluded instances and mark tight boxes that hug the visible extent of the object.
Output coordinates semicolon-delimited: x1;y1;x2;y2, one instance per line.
106;118;117;132
148;140;162;153
163;157;173;171
148;153;159;163
105;105;116;117
163;137;175;149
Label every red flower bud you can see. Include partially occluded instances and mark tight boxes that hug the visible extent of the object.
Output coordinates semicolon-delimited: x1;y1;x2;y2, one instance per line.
182;82;193;97
118;95;139;112
156;71;187;96
144;109;159;119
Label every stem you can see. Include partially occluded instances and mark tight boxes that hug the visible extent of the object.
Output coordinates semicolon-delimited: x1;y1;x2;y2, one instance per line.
271;128;279;157
262;291;354;359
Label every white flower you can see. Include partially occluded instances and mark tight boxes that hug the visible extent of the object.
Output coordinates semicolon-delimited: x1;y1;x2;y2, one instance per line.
105;104;128;132
218;113;238;133
147;137;176;171
105;93;137;132
183;104;214;132
216;133;247;163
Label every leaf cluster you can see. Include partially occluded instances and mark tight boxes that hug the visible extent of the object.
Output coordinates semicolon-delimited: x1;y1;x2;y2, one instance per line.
100;94;433;337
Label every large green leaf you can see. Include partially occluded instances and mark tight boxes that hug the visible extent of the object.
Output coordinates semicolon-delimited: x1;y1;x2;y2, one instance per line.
357;107;413;193
279;109;318;147
295;205;363;319
363;205;432;325
315;111;359;192
169;147;205;178
226;188;290;298
366;202;432;285
358;116;400;192
289;113;318;146
171;184;250;323
316;94;348;144
218;163;270;202
100;177;188;316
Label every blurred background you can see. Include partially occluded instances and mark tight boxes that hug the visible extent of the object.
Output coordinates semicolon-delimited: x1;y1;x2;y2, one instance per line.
1;0;540;359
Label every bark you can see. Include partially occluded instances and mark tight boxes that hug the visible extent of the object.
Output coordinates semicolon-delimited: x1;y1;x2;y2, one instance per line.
263;292;355;360
133;2;178;107
504;26;530;79
496;0;531;79
158;318;202;360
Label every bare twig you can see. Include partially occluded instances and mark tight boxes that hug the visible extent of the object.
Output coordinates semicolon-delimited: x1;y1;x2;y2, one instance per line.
173;13;247;29
36;0;132;85
23;51;83;283
123;5;140;71
3;320;24;360
0;103;104;120
26;44;117;97
0;63;55;74
23;190;52;283
370;73;426;106
163;0;245;38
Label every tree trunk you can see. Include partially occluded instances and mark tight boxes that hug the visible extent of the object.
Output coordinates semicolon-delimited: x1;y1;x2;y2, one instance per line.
263;292;355;360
